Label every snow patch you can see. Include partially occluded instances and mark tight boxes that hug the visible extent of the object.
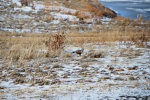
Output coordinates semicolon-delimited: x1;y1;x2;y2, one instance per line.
14;7;32;12
12;0;21;6
34;4;45;10
50;20;60;24
50;6;76;13
13;14;31;19
51;12;79;21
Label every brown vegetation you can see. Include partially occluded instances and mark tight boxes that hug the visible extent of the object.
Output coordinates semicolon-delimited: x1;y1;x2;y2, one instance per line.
82;2;116;18
0;24;149;61
57;0;117;18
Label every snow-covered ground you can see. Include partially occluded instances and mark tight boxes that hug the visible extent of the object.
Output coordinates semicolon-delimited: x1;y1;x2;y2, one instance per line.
0;0;113;33
0;42;150;100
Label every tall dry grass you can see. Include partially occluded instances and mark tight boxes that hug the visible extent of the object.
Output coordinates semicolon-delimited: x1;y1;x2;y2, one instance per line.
0;25;149;61
0;32;66;61
66;30;149;45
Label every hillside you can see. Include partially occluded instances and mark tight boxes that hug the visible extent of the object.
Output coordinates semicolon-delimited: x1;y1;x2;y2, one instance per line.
0;0;118;33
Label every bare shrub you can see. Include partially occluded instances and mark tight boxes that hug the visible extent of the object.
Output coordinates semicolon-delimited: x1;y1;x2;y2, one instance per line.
45;33;66;52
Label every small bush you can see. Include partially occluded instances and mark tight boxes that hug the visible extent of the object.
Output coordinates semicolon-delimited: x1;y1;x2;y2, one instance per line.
45;33;66;52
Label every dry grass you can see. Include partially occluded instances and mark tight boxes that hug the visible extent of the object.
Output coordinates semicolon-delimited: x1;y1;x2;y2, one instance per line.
66;29;149;45
83;3;104;17
0;32;65;61
42;15;54;22
81;0;117;18
47;0;117;19
61;53;71;58
0;25;149;61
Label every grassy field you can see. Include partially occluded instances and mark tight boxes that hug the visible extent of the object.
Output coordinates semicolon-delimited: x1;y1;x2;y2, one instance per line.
0;23;149;61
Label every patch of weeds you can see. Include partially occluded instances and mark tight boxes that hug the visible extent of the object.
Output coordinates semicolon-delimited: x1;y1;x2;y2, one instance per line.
80;63;89;68
51;79;61;85
115;68;124;71
87;50;104;58
127;66;138;70
114;77;124;81
76;78;85;83
13;78;26;84
62;74;68;78
107;65;114;71
101;70;106;72
86;80;93;83
100;76;110;80
35;79;50;86
129;76;137;80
